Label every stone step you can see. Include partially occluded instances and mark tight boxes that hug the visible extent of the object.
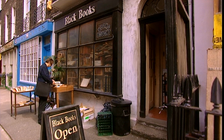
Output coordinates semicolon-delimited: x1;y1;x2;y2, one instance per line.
131;121;167;140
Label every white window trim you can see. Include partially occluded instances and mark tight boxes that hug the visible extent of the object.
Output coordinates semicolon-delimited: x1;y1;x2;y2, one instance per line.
5;15;8;43
20;36;41;83
11;7;16;39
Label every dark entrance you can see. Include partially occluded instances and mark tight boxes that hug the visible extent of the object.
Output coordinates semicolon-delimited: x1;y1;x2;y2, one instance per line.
139;0;192;139
139;0;167;121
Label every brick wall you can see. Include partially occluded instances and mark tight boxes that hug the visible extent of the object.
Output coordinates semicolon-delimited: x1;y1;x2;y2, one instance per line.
1;0;17;44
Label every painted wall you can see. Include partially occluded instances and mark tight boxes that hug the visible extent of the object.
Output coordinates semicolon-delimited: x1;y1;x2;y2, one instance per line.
194;0;214;131
206;49;222;140
122;0;146;123
1;48;17;88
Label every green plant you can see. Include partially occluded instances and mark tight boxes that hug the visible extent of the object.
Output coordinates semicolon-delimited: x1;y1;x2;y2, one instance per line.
45;55;65;82
7;72;13;78
1;72;6;86
52;64;64;81
7;72;13;87
8;77;12;87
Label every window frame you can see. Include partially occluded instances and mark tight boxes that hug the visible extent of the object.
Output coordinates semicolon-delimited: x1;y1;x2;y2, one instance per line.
20;36;40;84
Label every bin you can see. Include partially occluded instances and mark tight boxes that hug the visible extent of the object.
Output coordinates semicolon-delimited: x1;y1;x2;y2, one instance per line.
111;98;132;136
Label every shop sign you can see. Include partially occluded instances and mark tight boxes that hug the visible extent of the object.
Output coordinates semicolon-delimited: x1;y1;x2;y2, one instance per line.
1;40;14;53
55;0;122;31
14;21;53;45
213;14;222;48
41;105;85;140
65;6;96;26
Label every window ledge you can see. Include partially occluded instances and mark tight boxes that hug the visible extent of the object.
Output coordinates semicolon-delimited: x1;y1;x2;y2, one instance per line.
44;44;50;51
73;88;122;98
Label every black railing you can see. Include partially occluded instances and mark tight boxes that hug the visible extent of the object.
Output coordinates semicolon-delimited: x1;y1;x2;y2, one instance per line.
23;12;30;32
167;75;201;140
33;3;46;25
205;77;222;140
23;3;46;32
168;76;222;140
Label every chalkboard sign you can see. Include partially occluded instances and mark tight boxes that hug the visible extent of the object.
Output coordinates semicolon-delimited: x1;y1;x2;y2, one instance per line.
41;105;85;140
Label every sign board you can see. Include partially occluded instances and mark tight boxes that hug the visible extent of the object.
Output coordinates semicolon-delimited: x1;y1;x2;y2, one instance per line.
41;104;85;140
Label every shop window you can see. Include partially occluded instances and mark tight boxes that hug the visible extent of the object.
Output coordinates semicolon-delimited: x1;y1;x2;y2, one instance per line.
79;45;93;67
20;37;40;83
67;69;78;87
57;50;66;67
68;26;79;47
67;47;78;67
44;35;51;45
79;20;94;45
58;32;67;49
56;16;114;94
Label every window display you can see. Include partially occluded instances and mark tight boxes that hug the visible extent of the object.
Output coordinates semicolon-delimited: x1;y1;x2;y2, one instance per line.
56;16;113;93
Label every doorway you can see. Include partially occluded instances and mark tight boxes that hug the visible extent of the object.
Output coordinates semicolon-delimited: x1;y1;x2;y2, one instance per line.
145;20;167;121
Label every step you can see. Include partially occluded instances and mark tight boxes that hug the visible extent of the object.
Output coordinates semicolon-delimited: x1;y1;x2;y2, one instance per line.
131;121;167;140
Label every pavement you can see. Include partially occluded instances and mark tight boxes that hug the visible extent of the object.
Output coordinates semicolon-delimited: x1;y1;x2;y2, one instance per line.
0;87;148;140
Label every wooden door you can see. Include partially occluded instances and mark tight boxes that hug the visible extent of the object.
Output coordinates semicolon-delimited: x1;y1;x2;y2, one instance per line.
148;33;155;109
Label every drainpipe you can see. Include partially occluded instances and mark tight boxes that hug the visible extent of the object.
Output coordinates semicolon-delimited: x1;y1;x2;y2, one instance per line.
191;0;195;75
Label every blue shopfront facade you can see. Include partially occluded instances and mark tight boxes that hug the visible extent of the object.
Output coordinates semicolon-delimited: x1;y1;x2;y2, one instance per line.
14;21;53;97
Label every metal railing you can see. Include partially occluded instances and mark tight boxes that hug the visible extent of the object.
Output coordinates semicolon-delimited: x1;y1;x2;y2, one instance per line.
205;77;222;140
168;75;201;140
23;3;46;32
168;75;222;140
23;12;30;32
33;3;46;25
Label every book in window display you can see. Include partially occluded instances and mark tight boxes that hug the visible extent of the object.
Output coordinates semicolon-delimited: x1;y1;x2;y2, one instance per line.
67;69;78;87
95;68;103;75
80;78;90;88
79;46;93;67
95;41;113;66
95;77;103;92
79;69;93;89
104;75;112;92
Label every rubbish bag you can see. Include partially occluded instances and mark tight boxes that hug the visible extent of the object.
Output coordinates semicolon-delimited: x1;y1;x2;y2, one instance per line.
96;102;111;128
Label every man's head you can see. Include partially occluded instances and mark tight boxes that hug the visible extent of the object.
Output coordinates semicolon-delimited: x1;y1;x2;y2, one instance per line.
45;57;54;67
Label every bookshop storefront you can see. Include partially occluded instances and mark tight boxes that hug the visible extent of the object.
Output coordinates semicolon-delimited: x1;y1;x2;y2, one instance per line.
53;0;123;103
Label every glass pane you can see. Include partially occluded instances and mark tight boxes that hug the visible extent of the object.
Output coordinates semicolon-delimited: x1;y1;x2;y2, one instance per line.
96;16;112;40
44;35;51;45
79;20;94;45
67;48;78;67
79;68;93;90
79;45;93;67
94;41;113;66
68;26;79;47
60;69;67;84
58;32;67;49
95;68;112;92
57;50;66;67
67;69;78;87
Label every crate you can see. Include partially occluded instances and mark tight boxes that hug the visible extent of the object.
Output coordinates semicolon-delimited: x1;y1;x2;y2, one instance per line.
97;111;113;136
81;107;94;122
83;113;94;122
